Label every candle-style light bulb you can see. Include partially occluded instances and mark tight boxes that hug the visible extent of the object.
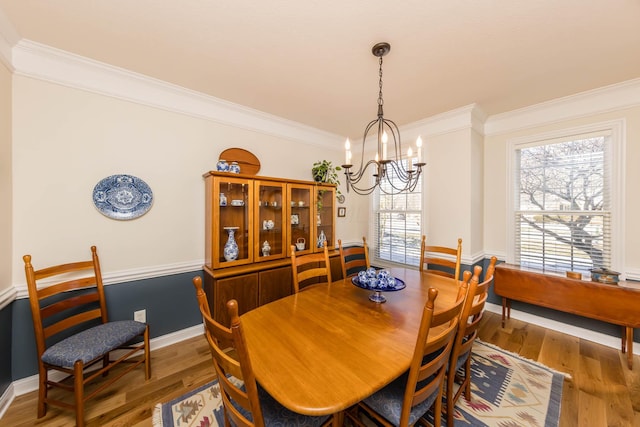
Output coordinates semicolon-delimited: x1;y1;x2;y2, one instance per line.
381;131;388;160
416;136;423;163
375;152;379;163
344;138;351;165
407;147;414;170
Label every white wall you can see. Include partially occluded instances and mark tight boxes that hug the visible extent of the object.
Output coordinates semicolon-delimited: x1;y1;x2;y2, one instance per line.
0;61;11;295
10;75;353;284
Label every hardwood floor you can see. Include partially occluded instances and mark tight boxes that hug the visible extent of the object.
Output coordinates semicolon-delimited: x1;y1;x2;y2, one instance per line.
3;311;640;426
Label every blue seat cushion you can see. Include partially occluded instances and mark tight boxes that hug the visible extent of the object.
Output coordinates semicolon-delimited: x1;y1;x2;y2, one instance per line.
42;320;146;368
363;372;439;426
230;380;330;426
258;384;330;426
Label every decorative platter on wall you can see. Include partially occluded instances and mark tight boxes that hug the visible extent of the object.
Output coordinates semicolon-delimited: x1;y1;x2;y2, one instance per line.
92;174;153;220
219;148;261;175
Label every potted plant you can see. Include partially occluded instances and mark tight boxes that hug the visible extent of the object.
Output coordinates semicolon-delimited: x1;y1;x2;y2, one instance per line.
312;160;342;209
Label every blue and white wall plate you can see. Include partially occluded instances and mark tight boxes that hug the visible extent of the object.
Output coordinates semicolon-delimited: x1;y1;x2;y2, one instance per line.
92;174;153;220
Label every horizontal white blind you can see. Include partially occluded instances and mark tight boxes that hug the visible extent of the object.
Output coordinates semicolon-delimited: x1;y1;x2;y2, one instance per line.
515;134;611;273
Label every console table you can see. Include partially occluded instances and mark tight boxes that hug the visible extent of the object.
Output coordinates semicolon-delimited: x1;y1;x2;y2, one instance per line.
494;263;640;369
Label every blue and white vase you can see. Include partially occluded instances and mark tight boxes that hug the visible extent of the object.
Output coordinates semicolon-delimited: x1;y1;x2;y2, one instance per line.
229;161;241;174
216;159;229;172
224;228;239;261
317;230;327;248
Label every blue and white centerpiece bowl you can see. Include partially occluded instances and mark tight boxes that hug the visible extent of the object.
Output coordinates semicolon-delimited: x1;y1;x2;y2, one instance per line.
354;268;405;303
216;159;229;172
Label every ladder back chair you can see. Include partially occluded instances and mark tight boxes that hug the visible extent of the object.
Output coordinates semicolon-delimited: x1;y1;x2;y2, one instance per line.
445;257;497;426
192;276;334;427
338;237;370;279
23;246;150;427
348;278;469;427
290;241;332;293
419;236;462;280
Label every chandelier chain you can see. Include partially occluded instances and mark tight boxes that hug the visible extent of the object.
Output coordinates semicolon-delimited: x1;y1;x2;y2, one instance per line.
378;56;384;109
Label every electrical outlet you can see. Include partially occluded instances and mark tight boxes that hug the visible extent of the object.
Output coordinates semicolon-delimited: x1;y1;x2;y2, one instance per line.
134;309;146;323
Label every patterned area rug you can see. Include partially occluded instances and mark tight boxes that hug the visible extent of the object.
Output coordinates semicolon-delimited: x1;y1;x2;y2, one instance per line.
152;340;565;426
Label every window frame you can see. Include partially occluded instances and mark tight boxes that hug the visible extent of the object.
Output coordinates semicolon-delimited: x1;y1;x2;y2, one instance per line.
506;119;625;277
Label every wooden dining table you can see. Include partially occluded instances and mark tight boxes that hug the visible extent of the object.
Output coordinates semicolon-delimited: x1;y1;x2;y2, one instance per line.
240;267;459;421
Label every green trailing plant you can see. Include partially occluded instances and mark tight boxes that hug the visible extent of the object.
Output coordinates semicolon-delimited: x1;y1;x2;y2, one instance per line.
312;160;342;209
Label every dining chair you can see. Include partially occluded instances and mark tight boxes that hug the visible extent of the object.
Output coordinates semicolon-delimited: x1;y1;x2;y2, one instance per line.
444;256;497;426
419;236;462;280
23;246;150;427
192;276;333;427
290;240;332;293
347;276;469;427
338;237;370;278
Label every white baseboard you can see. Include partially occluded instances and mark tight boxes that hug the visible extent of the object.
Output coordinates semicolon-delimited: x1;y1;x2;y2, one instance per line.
484;302;639;355
0;322;204;420
0;383;14;420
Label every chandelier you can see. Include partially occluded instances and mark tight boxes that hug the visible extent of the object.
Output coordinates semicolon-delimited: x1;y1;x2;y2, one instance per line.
342;42;425;195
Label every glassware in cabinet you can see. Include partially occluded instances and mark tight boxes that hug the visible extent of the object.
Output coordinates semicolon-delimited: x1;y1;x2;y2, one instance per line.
207;174;254;269
314;184;335;252
255;180;286;261
287;183;313;257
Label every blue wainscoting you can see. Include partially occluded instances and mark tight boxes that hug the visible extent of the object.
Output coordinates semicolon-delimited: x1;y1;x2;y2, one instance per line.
0;304;12;398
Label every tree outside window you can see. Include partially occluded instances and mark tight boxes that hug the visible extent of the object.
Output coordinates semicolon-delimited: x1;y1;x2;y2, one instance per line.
515;135;611;273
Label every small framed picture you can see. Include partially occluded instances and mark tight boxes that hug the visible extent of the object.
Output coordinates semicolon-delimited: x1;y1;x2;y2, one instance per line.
337;207;346;217
291;213;299;225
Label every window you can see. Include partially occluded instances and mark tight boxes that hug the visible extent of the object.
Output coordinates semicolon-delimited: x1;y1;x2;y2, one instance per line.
372;158;422;266
508;121;623;275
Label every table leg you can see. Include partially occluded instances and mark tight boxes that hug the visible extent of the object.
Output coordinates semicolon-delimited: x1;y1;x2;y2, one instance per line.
501;297;511;328
333;411;344;426
622;325;627;353
626;327;633;369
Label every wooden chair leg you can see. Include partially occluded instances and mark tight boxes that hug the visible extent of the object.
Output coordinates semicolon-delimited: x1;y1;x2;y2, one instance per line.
144;326;152;379
37;366;47;418
74;361;85;427
463;357;472;398
446;368;455;427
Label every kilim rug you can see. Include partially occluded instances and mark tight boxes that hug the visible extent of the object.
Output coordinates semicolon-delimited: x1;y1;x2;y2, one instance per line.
152;340;566;426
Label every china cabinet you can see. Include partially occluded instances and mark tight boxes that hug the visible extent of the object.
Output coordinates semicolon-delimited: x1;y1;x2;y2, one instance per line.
203;171;337;324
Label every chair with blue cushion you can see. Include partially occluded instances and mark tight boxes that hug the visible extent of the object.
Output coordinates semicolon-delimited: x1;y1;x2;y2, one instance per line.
445;257;497;426
23;246;150;427
192;276;335;427
347;274;470;427
338;237;370;279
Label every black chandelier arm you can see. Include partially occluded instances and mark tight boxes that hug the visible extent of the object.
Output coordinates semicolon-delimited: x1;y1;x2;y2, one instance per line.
342;161;423;195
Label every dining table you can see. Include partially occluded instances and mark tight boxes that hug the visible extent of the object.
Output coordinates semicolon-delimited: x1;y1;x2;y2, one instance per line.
240;267;460;423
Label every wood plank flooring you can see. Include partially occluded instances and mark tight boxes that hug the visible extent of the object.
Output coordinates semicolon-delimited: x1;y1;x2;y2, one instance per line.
3;311;640;426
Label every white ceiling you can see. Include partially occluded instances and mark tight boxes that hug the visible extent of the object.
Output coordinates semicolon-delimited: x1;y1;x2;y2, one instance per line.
1;0;639;138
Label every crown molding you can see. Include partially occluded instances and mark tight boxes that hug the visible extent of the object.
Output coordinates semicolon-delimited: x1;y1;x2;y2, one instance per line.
0;6;18;71
485;78;640;136
401;104;486;139
9;39;342;149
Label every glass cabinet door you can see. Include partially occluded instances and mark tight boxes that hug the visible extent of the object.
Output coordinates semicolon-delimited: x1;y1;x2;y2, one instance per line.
255;181;286;261
287;184;313;257
212;176;253;268
314;185;335;252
